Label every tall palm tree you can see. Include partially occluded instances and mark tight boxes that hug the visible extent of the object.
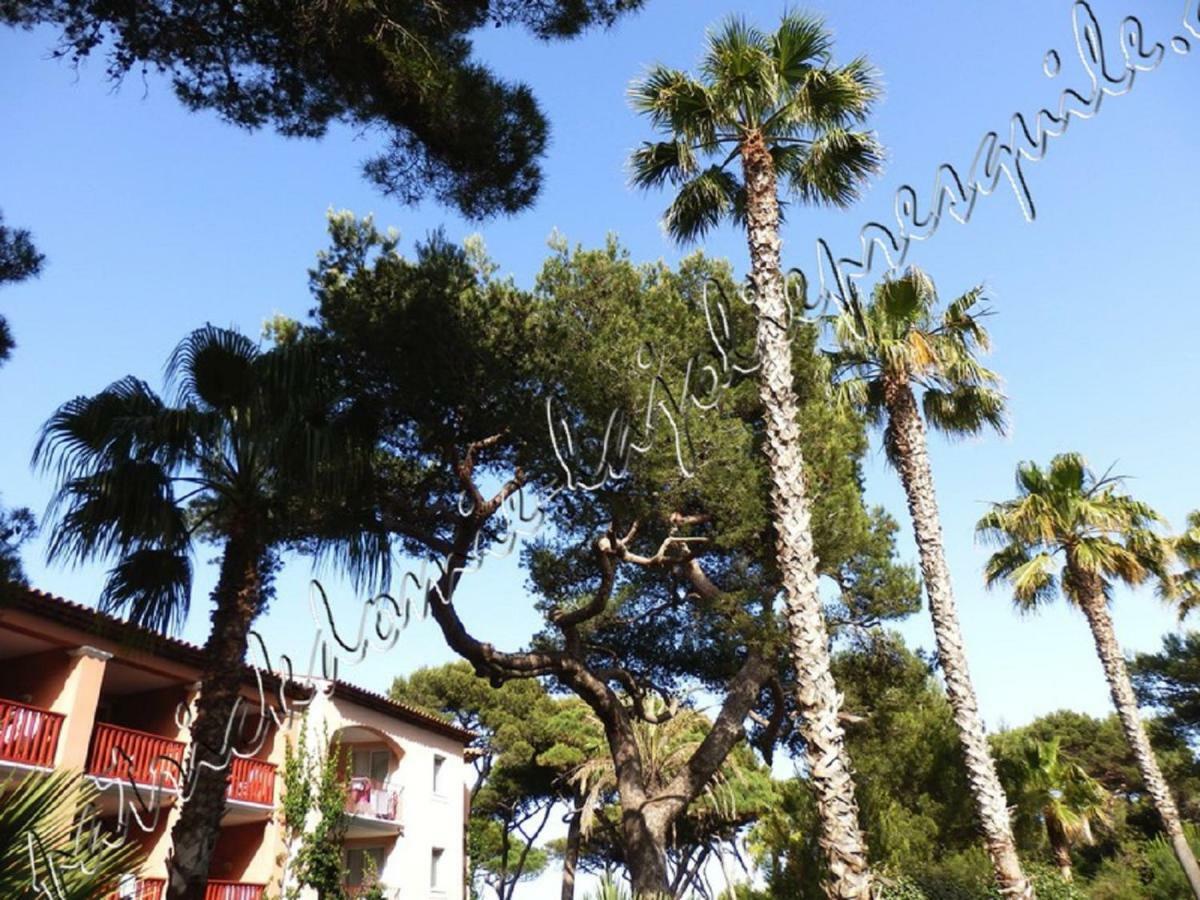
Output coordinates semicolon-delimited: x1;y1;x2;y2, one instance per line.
828;268;1032;897
34;326;382;900
629;14;882;896
1003;738;1109;882
978;453;1200;897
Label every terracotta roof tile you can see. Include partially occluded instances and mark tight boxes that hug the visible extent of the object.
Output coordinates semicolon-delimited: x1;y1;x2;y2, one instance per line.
0;582;471;744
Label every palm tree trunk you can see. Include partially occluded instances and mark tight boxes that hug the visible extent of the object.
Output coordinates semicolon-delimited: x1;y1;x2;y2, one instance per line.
562;799;583;900
882;378;1033;899
1075;580;1200;898
739;129;873;899
1045;814;1073;882
165;532;267;900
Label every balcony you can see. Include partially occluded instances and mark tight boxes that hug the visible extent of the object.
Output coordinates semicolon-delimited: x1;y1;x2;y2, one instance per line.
344;777;402;839
347;776;400;820
0;698;64;768
109;876;165;899
87;722;186;789
225;756;276;805
204;881;265;900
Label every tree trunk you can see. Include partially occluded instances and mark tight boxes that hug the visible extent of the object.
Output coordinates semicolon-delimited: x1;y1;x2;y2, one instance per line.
882;378;1033;899
1075;580;1200;898
621;806;670;897
165;534;266;900
739;130;873;899
562;800;582;900
1044;811;1072;882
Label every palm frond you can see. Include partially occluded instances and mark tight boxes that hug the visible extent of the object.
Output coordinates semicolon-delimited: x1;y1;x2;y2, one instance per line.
702;16;773;111
780;127;883;208
99;546;193;633
629;140;700;191
769;11;832;83
922;385;1007;438
628;66;717;142
775;57;880;133
44;460;186;566
33;377;190;481
661;167;744;244
0;770;140;899
166;324;260;411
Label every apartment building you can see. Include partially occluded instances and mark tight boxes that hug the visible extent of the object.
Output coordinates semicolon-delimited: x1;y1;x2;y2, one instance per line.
0;585;472;900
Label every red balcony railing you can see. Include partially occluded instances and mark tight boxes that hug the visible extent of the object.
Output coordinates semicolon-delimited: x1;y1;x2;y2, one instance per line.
87;722;186;788
203;882;265;900
226;756;276;805
0;698;64;768
346;776;400;821
108;876;165;900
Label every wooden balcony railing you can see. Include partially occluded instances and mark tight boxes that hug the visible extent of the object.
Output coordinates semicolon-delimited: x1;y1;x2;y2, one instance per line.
203;881;265;900
346;776;400;821
87;722;186;788
0;698;65;768
108;876;165;900
226;756;276;805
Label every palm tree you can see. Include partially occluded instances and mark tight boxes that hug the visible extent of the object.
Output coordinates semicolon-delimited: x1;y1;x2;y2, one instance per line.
1170;510;1200;619
629;14;882;896
1003;738;1109;882
569;704;747;899
0;769;140;899
34;326;381;900
828;268;1032;897
978;453;1200;897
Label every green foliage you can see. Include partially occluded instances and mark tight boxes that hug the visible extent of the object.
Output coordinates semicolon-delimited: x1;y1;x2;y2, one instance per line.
751;634;976;896
582;875;632;900
274;723;315;900
3;1;644;217
297;738;350;899
997;737;1109;872
0;769;140;899
977;453;1173;612
1082;825;1200;899
358;852;388;900
828;266;1006;456
303;215;918;891
34;324;385;633
0;501;36;584
875;859;1085;900
0;207;44;365
629;11;883;243
1133;630;1200;748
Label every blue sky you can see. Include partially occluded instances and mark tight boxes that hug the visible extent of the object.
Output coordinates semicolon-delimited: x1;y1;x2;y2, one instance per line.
2;0;1199;749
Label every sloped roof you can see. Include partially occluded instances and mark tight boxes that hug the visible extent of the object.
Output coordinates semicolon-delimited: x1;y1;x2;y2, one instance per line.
0;582;471;744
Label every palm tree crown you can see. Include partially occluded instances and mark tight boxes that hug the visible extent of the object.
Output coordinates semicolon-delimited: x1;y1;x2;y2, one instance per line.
34;325;381;633
1004;738;1109;869
629;11;883;242
977;453;1172;612
829;266;1006;459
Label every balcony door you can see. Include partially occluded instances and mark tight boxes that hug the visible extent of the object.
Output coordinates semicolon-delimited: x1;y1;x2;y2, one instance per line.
352;748;390;783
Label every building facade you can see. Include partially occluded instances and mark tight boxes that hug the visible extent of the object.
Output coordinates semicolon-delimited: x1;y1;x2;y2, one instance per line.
0;585;471;900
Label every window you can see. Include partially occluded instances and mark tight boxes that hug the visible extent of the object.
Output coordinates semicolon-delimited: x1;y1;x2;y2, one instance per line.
432;754;446;795
352;748;391;783
345;847;386;886
431;847;444;890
